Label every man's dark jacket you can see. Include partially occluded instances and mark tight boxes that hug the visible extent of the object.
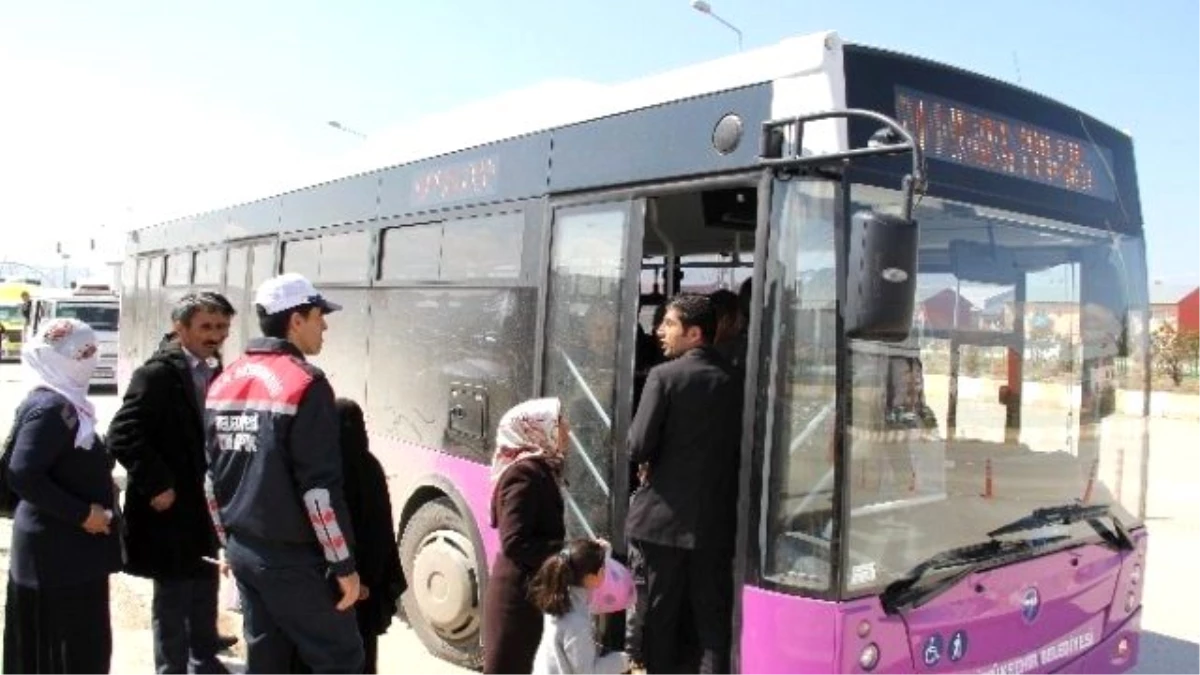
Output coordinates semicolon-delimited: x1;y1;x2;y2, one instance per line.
108;335;220;579
625;346;743;550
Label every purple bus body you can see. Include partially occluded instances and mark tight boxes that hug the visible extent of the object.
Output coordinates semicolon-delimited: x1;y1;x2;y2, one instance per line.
377;436;504;564
381;437;1145;674
740;530;1146;674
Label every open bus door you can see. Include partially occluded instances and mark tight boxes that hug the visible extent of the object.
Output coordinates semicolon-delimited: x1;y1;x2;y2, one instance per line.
938;245;1029;446
538;197;646;545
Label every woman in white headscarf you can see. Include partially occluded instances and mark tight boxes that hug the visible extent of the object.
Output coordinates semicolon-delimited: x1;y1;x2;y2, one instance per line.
482;398;569;674
2;318;123;674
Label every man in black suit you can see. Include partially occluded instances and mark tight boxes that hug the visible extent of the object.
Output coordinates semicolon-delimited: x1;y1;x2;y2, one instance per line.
108;292;238;674
625;293;742;674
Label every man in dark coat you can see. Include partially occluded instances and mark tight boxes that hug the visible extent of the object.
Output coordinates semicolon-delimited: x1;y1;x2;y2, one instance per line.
108;292;237;674
625;293;742;674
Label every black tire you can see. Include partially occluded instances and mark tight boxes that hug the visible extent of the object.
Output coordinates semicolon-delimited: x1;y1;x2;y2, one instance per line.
399;497;485;670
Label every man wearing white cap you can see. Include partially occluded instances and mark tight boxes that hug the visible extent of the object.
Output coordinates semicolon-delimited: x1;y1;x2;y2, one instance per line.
202;273;364;673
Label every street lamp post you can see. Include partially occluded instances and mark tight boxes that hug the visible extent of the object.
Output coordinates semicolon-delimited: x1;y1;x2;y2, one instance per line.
689;0;743;52
327;120;367;139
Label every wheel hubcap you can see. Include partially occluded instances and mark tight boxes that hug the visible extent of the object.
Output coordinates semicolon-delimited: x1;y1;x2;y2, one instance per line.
412;529;480;641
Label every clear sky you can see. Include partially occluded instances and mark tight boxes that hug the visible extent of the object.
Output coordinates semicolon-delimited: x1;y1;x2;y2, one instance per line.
1;0;1196;285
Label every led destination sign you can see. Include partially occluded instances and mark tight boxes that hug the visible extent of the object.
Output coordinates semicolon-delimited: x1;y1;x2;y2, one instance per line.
895;87;1116;201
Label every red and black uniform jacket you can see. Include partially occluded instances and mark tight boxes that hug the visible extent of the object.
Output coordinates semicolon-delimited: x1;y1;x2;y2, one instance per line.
203;337;356;576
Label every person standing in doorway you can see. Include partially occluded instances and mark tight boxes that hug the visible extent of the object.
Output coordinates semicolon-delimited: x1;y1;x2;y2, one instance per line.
204;273;364;674
108;292;238;674
625;293;742;674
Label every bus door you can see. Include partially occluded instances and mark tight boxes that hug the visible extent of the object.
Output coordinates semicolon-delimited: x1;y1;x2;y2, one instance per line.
946;335;1023;446
539;197;645;545
932;258;1091;490
136;257;161;363
222;238;277;361
929;275;1028;448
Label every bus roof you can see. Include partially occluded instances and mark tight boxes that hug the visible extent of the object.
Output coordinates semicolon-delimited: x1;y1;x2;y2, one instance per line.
334;30;839;180
129;30;842;239
126;29;1139;250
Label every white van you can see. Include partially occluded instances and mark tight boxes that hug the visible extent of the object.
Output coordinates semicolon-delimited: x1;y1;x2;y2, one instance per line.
25;286;121;387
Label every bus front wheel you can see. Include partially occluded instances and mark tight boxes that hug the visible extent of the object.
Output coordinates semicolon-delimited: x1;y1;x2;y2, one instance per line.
399;497;484;669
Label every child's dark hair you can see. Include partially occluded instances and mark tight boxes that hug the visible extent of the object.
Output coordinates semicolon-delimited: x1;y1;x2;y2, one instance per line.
528;539;606;617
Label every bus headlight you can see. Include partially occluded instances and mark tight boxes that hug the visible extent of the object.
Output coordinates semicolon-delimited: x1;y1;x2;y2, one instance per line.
856;620;872;638
859;643;880;671
1129;563;1140;586
1124;590;1136;613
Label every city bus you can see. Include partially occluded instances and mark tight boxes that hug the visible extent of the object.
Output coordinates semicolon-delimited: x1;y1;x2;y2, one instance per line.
118;31;1149;673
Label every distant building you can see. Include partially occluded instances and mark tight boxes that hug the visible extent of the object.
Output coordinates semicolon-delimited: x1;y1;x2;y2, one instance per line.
960;282;1198;343
1150;283;1199;333
919;288;978;330
966;287;1082;339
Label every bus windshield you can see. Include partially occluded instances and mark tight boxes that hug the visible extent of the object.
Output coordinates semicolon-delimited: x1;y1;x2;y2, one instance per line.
757;180;1149;597
57;302;121;332
0;304;21;324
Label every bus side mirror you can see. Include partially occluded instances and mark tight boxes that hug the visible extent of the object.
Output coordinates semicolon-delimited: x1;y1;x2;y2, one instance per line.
845;211;918;342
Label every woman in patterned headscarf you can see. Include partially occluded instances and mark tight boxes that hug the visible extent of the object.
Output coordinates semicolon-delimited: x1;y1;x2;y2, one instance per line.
482;398;569;674
2;318;123;674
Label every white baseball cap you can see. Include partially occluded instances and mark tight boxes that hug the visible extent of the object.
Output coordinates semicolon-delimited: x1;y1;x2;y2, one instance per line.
254;273;342;315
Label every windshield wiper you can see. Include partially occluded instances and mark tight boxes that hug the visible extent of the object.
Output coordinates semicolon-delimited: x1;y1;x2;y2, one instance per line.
879;535;1071;615
880;502;1135;615
987;501;1134;551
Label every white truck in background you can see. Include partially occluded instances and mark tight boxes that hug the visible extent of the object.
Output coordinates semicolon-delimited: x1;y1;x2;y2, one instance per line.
23;282;121;388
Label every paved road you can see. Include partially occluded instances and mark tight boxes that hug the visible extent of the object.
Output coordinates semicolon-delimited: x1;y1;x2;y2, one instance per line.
0;363;1195;672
